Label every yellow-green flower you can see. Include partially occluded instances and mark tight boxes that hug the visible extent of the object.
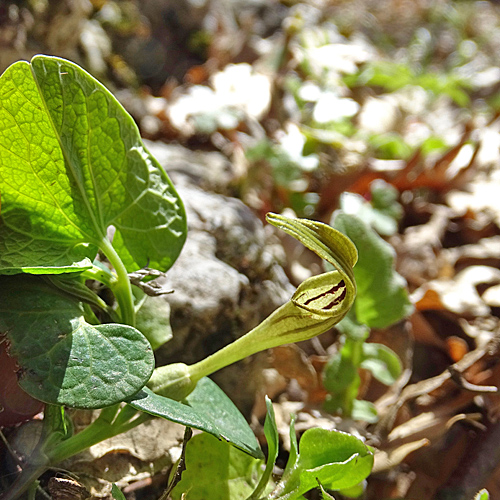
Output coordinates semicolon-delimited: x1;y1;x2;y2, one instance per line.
148;213;357;400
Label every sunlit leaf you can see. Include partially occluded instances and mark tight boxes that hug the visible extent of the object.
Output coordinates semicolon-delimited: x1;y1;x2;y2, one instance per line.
360;342;402;386
0;55;185;275
351;400;378;424
274;428;373;499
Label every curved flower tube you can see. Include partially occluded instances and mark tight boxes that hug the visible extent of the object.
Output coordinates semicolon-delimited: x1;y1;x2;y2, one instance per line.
148;213;358;400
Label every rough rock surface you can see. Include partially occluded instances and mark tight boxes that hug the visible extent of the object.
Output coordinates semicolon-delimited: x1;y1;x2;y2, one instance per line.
145;140;294;414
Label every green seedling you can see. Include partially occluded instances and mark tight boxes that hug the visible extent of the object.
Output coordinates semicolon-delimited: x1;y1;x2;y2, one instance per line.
339;180;403;237
0;55;360;499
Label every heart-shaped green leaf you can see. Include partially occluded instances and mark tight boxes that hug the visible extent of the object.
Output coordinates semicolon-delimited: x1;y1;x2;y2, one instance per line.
0;276;154;408
128;377;263;459
0;55;186;275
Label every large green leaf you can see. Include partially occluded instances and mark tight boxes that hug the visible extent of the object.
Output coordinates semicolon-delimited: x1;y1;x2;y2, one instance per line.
333;213;413;328
0;276;154;408
127;377;263;459
170;433;263;500
0;55;186;274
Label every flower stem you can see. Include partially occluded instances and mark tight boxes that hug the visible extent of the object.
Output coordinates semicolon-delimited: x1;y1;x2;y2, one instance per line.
188;301;336;383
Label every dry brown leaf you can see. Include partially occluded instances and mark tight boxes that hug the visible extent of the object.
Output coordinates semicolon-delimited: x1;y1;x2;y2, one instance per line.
271;345;318;390
448;176;500;229
342;124;477;198
411;266;500;317
375;335;499;441
404;427;470;500
48;477;90;500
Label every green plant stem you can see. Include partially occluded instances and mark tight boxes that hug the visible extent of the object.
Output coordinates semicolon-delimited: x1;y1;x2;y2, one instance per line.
1;406;138;500
81;264;114;288
0;406;151;499
26;482;38;500
83;302;100;324
0;406;63;500
4;243;140;497
342;337;363;416
46;405;150;464
99;237;136;326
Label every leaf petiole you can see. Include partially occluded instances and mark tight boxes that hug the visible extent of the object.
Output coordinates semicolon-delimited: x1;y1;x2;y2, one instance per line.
99;237;136;326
